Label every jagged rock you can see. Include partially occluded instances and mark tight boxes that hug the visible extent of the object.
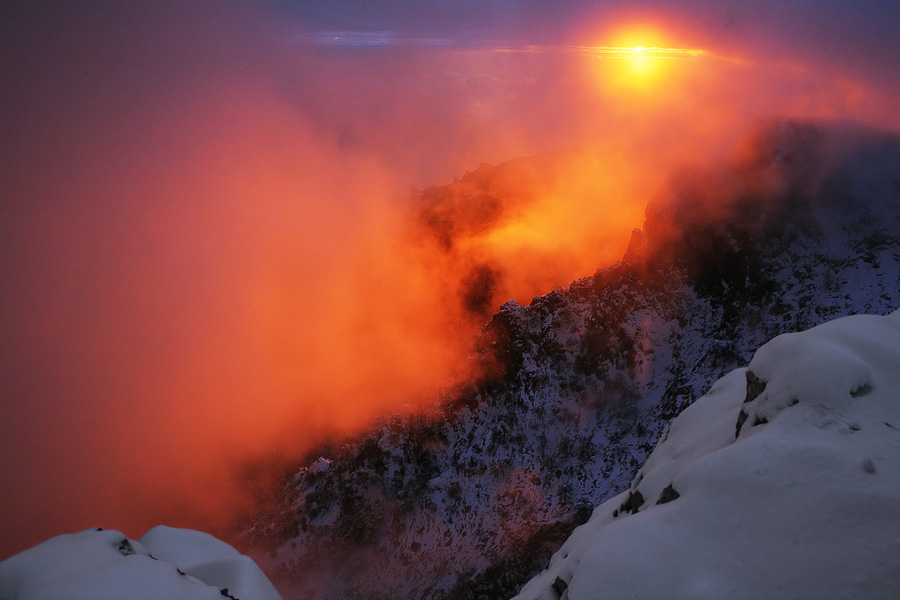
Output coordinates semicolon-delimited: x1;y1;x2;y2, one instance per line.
655;484;680;505
240;121;900;599
744;371;766;403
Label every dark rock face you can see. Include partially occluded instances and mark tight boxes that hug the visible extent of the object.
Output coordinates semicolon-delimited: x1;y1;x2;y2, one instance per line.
744;371;767;404
656;484;680;505
239;121;900;599
617;490;646;516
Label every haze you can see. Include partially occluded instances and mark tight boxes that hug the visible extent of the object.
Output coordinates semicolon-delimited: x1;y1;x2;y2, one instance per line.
2;1;898;560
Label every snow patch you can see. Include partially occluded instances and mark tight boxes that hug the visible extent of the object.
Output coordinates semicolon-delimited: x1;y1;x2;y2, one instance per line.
0;527;281;600
515;311;900;600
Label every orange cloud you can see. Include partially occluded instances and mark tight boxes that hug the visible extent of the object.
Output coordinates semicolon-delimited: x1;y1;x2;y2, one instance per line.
2;4;899;563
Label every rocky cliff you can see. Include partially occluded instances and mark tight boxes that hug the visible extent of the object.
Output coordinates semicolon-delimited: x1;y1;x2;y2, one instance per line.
238;120;900;599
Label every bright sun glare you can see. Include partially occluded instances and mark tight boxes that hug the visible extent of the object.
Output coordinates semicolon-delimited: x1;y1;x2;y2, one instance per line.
580;25;708;95
577;24;708;93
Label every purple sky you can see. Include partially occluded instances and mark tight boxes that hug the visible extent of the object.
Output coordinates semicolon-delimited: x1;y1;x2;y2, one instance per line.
275;0;900;76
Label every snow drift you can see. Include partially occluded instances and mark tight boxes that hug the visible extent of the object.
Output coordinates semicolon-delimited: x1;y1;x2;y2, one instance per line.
515;310;900;600
0;525;281;600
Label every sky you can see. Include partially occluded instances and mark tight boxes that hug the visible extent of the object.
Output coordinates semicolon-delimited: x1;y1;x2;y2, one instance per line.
2;1;899;560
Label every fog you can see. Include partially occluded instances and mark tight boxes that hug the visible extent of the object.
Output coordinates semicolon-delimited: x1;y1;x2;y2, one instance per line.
1;2;898;559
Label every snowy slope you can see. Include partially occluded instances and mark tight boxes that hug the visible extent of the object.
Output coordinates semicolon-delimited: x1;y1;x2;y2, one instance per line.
240;120;900;599
514;310;900;600
0;526;282;600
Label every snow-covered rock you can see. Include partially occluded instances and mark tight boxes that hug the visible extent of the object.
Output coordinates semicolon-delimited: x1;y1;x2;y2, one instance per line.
240;120;900;599
515;310;900;600
0;526;282;600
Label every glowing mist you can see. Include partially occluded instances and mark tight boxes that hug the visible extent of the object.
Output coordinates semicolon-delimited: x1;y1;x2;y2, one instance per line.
2;2;898;562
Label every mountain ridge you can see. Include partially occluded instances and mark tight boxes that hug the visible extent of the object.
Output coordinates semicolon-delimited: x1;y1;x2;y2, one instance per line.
239;119;900;599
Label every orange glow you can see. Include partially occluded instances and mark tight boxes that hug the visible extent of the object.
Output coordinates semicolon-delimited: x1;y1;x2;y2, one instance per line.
457;150;653;305
2;3;900;563
580;24;710;95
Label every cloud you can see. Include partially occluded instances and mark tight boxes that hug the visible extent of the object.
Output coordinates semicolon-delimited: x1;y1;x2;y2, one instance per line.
1;0;898;562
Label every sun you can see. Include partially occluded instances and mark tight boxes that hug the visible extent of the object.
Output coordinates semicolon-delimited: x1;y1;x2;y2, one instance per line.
590;44;667;92
580;25;707;95
627;46;651;73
